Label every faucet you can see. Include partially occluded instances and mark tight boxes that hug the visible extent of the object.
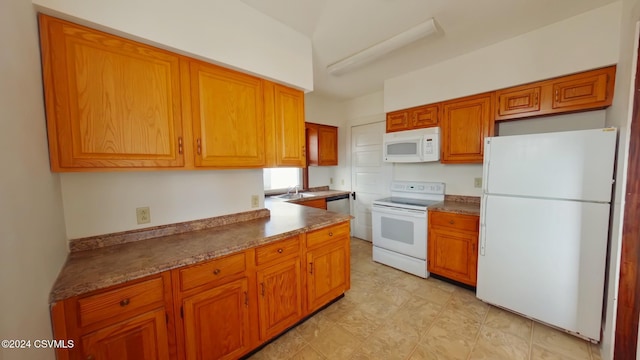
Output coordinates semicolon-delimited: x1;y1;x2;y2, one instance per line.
287;185;299;195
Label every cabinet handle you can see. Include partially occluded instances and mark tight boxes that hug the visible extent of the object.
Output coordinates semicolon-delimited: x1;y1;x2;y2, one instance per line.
328;232;333;237
197;138;202;155
213;269;221;275
119;298;130;307
554;89;560;102
244;291;248;306
532;92;539;106
261;283;265;296
309;262;314;274
472;244;476;253
449;220;454;224
277;248;283;254
178;137;183;154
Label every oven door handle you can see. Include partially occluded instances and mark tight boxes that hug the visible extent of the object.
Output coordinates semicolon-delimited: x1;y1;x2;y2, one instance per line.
372;204;426;218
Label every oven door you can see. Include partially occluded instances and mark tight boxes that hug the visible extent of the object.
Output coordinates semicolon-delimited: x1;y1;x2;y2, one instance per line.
372;204;427;259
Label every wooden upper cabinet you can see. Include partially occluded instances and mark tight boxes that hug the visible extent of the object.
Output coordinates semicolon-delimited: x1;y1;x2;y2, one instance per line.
386;111;410;132
552;68;612;109
190;61;266;168
441;93;494;164
265;82;306;167
495;66;616;121
39;14;185;171
496;86;542;118
386;104;438;133
306;123;338;166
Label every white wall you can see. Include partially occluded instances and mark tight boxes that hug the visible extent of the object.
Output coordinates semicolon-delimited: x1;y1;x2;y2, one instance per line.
61;170;264;238
0;0;68;358
601;0;640;358
384;2;622;112
497;111;607;136
32;0;313;91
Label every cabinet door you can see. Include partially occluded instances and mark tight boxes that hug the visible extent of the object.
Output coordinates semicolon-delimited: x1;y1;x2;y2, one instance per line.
441;93;494;164
428;228;478;286
306;240;349;312
256;258;303;340
386;111;410;132
267;83;306;167
81;309;170;360
496;86;542;118
552;70;611;110
318;125;338;166
411;105;438;128
39;15;184;171
298;198;327;210
190;61;266;168
182;278;250;360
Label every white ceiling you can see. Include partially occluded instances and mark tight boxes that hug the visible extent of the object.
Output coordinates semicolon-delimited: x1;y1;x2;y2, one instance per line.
239;0;619;101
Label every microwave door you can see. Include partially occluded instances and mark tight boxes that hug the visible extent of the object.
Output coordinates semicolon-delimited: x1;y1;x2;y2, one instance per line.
384;139;422;162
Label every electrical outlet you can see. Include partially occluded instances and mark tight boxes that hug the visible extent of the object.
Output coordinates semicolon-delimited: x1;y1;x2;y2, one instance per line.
330;177;333;185
136;207;150;224
341;179;345;185
474;177;482;188
251;195;259;208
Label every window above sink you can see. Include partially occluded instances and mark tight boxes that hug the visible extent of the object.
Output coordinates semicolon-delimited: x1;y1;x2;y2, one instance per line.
263;168;302;195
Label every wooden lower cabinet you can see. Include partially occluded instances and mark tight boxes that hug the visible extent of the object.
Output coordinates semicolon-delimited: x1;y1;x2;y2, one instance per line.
182;278;251;360
428;211;479;286
50;222;350;360
81;309;170;360
305;223;351;313
256;258;303;340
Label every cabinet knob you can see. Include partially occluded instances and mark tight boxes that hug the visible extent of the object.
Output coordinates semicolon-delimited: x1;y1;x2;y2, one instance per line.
87;355;95;360
328;232;333;236
119;298;130;307
213;269;221;275
277;248;283;253
449;220;454;224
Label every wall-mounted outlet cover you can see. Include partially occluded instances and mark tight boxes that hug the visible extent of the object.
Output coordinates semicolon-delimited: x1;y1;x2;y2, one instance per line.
474;177;482;188
251;195;259;208
136;207;151;224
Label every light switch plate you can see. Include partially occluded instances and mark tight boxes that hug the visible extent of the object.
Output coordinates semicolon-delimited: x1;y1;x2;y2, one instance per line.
474;177;482;188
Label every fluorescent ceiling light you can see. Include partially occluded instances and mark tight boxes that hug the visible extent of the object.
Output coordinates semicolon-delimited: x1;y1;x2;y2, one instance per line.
327;18;438;76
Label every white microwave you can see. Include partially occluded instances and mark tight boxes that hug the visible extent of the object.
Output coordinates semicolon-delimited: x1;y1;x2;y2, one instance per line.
383;127;440;163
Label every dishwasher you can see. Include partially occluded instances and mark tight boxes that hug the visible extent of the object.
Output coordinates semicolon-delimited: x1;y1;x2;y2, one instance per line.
326;193;351;215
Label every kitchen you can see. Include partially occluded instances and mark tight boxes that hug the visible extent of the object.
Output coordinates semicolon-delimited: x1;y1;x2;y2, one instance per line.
2;1;640;360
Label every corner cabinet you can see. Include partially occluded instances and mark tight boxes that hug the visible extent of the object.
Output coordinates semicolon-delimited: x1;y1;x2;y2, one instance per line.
306;123;338;166
39;15;185;171
265;82;306;167
428;211;479;286
189;61;266;168
440;93;494;164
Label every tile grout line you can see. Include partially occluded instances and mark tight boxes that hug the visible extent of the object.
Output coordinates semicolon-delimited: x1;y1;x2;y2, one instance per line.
466;303;491;360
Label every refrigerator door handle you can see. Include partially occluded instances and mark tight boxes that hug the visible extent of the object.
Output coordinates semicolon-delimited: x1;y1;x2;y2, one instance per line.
479;195;488;256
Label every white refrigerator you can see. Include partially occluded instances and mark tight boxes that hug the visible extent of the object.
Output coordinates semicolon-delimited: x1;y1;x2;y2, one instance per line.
476;128;617;342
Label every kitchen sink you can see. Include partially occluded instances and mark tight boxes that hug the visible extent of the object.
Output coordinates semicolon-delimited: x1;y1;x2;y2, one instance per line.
275;193;315;200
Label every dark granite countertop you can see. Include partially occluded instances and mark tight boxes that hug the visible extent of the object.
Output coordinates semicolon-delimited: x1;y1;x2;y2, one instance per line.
50;202;351;303
428;195;481;216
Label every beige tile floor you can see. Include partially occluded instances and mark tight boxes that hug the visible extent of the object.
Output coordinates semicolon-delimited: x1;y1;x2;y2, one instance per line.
250;238;602;360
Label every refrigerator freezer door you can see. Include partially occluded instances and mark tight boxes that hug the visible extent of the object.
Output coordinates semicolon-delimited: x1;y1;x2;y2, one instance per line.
483;128;616;202
477;194;610;341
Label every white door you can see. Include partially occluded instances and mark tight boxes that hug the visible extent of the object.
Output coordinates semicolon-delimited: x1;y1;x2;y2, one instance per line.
484;128;616;202
477;194;610;341
351;122;393;241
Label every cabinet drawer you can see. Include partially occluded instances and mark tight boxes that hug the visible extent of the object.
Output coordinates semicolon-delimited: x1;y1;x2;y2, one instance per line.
306;222;349;249
255;236;300;266
179;252;246;292
430;212;479;232
78;277;164;328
